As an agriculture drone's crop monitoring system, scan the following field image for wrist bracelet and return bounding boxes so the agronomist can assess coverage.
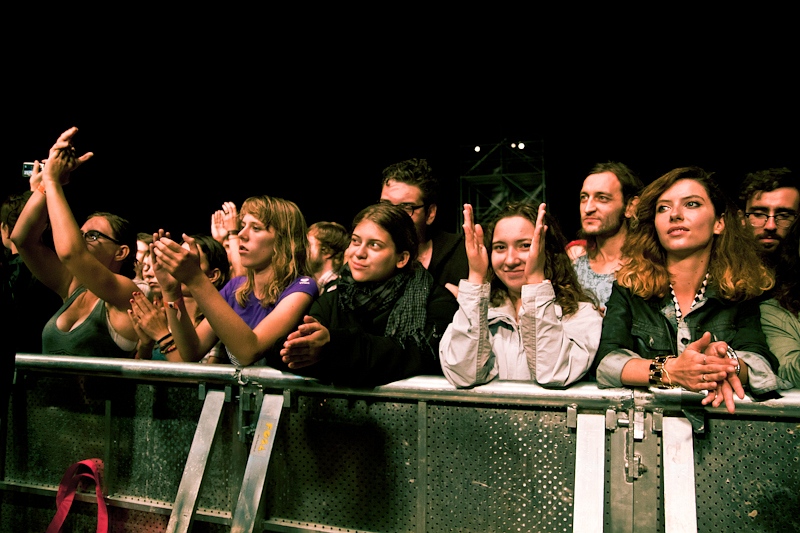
[37,183,46,195]
[649,355,678,389]
[166,298,183,310]
[227,230,239,237]
[726,346,741,375]
[156,332,172,344]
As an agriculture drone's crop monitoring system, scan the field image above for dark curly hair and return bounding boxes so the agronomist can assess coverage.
[380,158,439,207]
[738,167,798,207]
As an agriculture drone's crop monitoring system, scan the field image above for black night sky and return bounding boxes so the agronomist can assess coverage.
[7,39,799,245]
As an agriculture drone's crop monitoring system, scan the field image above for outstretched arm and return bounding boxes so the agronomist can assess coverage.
[40,127,138,313]
[11,161,72,298]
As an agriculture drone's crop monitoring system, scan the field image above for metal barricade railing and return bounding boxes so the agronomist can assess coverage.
[3,354,799,533]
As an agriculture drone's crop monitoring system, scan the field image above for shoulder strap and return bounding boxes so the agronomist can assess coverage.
[46,459,108,533]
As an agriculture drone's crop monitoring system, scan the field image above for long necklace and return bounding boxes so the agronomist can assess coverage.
[670,272,709,321]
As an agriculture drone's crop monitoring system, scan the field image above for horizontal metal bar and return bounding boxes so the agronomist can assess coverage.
[14,355,800,417]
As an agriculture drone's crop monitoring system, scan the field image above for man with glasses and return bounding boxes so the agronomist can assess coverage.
[380,158,468,297]
[738,167,800,266]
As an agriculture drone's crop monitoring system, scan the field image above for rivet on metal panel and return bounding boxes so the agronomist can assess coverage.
[283,389,293,409]
[632,454,648,479]
[566,404,578,428]
[633,407,645,440]
[651,408,663,433]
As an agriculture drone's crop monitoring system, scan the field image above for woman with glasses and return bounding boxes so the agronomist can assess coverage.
[11,127,139,357]
[151,196,318,365]
[278,202,459,387]
[592,167,791,413]
[760,219,800,386]
[439,202,603,389]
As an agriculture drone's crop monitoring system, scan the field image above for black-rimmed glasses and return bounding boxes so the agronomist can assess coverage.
[379,200,426,215]
[82,229,121,244]
[745,212,797,228]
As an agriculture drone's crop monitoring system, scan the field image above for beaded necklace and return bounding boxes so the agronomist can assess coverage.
[670,272,709,321]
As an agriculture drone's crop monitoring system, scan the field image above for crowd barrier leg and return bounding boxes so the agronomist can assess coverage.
[573,413,605,532]
[661,416,697,533]
[166,387,227,533]
[231,392,284,533]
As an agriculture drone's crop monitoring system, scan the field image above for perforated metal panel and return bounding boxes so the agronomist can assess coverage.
[263,394,419,531]
[427,404,576,532]
[694,417,800,532]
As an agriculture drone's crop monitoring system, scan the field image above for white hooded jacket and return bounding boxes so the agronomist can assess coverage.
[439,280,602,388]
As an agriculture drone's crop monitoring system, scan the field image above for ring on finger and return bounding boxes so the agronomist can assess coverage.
[701,374,707,382]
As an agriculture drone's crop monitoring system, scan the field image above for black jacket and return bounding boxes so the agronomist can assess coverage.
[286,277,458,388]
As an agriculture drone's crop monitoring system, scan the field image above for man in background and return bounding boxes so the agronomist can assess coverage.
[380,158,468,297]
[572,161,644,310]
[738,167,799,268]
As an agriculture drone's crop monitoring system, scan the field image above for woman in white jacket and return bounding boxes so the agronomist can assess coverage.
[439,202,603,388]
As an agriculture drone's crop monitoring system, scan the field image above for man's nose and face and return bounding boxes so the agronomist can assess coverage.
[744,187,800,254]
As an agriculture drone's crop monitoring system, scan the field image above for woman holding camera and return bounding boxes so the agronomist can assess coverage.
[11,127,139,357]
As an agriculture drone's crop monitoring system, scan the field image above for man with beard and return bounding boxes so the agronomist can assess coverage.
[307,221,350,294]
[738,168,799,269]
[573,161,644,310]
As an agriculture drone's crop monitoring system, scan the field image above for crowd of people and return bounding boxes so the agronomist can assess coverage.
[3,126,798,414]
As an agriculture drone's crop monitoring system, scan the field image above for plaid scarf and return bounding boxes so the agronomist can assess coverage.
[337,264,432,349]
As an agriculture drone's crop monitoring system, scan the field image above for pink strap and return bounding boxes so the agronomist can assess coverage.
[46,459,108,533]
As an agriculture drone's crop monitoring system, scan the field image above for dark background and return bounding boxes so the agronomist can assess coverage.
[6,26,798,245]
[7,102,797,245]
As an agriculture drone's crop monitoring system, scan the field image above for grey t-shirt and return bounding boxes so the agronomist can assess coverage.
[573,254,615,310]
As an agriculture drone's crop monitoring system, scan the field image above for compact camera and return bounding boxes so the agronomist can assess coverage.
[22,162,37,178]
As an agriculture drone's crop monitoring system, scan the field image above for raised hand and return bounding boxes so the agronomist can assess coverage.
[211,210,226,243]
[463,204,488,284]
[152,232,203,286]
[128,291,169,342]
[524,203,548,285]
[43,127,93,184]
[280,316,330,369]
[221,202,239,233]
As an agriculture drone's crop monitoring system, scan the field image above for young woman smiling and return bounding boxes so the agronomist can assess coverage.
[278,202,458,387]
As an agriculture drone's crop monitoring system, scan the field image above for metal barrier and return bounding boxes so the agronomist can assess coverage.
[2,354,799,532]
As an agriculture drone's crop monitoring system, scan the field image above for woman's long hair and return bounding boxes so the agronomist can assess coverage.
[616,167,773,301]
[483,202,596,316]
[235,196,308,308]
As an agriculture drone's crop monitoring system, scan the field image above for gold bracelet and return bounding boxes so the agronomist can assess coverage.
[649,355,678,389]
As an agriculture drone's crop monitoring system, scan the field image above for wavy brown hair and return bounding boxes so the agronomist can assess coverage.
[234,196,309,308]
[617,167,773,301]
[484,202,597,316]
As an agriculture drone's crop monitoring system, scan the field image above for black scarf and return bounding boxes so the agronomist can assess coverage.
[337,264,432,349]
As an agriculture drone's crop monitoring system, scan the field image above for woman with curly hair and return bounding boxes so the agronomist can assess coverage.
[760,218,800,385]
[593,166,791,413]
[152,195,317,365]
[439,202,603,388]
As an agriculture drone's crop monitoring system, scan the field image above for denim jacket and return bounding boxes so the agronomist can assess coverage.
[593,282,792,398]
